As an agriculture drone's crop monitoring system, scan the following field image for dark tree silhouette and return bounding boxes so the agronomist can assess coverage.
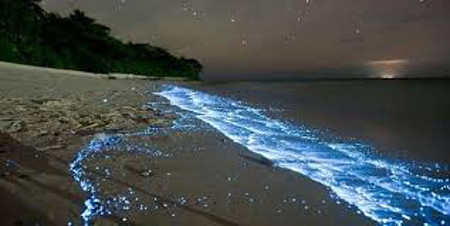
[0,0,203,80]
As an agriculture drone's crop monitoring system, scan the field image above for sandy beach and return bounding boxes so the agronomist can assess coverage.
[0,62,373,225]
[2,0,449,224]
[0,62,166,225]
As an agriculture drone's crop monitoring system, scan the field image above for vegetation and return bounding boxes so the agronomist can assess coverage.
[0,0,203,80]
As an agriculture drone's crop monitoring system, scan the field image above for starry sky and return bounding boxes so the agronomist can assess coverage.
[42,0,450,80]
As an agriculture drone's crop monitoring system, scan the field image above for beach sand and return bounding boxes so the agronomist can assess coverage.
[0,62,372,225]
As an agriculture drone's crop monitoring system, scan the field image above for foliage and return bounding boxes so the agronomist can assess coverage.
[0,0,202,80]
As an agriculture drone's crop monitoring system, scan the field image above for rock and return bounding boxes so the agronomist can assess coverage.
[8,121,25,133]
[140,169,154,178]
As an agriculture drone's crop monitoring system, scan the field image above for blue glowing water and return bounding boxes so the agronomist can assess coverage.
[69,134,164,225]
[155,85,450,225]
[69,98,207,225]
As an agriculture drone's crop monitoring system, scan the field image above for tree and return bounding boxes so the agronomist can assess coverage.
[0,0,203,80]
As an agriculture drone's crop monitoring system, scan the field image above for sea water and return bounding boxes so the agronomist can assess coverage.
[155,84,450,225]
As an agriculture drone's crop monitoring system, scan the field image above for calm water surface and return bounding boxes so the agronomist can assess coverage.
[193,79,450,163]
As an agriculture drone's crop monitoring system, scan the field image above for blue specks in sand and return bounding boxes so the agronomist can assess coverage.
[69,133,165,224]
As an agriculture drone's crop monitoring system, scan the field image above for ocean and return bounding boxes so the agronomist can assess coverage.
[192,79,450,163]
[156,80,450,225]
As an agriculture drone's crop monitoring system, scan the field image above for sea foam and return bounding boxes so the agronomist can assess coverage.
[155,85,450,225]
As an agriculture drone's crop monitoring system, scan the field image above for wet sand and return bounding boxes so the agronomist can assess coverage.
[0,62,373,225]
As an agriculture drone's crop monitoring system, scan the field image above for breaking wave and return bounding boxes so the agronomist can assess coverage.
[155,85,450,225]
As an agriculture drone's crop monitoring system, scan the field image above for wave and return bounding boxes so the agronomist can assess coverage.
[155,85,450,225]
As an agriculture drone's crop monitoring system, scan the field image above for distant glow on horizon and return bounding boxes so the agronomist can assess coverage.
[381,73,395,79]
[156,85,450,226]
[367,59,409,79]
[367,59,409,66]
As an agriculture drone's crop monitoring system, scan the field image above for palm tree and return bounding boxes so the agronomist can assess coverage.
[23,0,46,19]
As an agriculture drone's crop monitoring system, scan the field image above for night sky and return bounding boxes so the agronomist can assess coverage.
[43,0,450,80]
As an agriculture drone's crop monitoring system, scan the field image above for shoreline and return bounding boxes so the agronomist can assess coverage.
[0,61,192,81]
[0,64,373,225]
[0,62,171,224]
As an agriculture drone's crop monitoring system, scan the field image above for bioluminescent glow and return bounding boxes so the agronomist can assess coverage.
[155,85,450,225]
[69,97,208,225]
[69,133,165,225]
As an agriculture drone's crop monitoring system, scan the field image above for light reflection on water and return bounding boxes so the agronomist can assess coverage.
[155,85,450,225]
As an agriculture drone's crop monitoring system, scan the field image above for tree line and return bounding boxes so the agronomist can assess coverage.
[0,0,203,80]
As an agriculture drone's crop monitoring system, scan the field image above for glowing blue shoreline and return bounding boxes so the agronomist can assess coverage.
[69,133,166,225]
[155,85,450,225]
[68,97,204,225]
